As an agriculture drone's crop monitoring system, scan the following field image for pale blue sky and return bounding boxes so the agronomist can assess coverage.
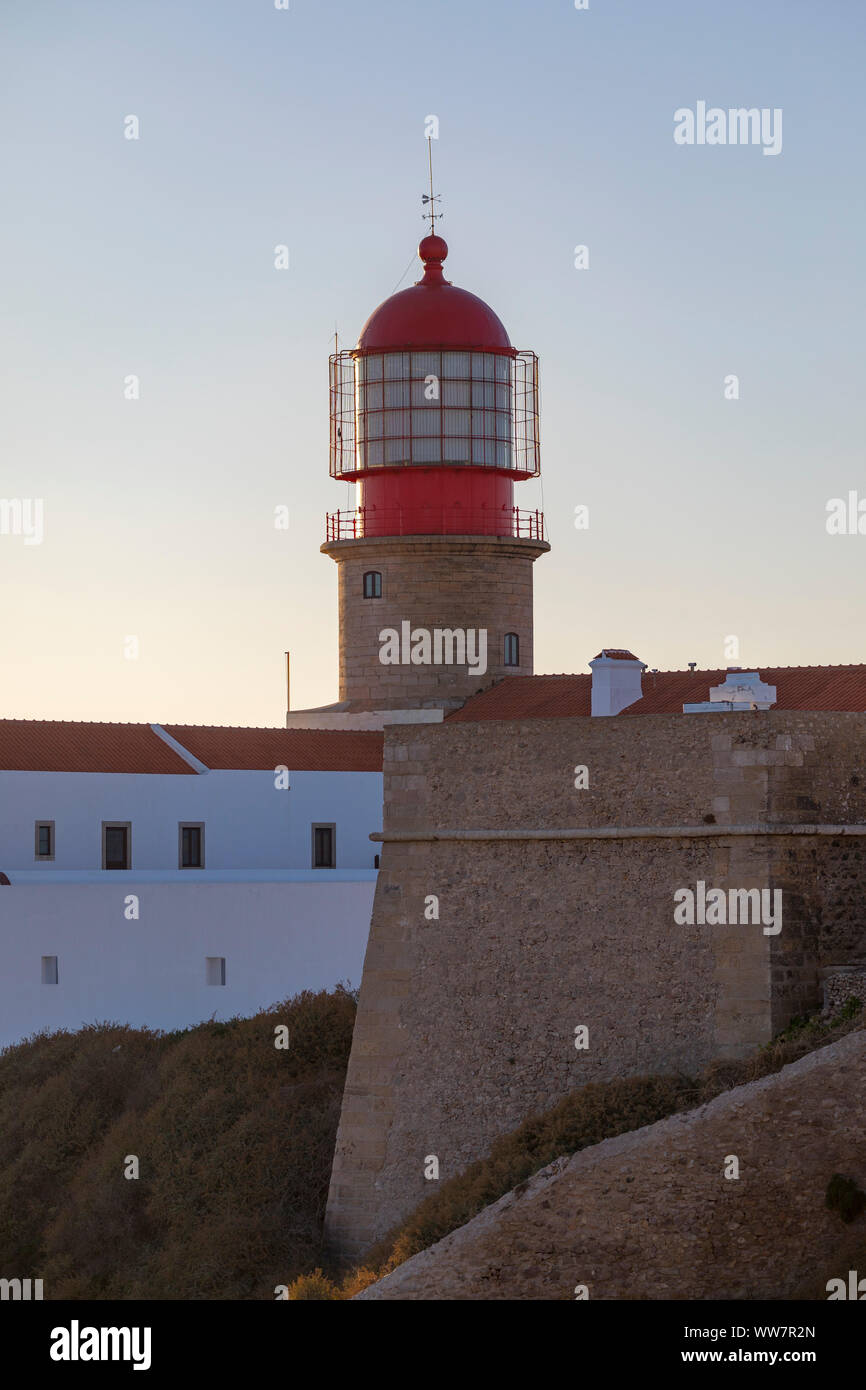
[1,0,863,723]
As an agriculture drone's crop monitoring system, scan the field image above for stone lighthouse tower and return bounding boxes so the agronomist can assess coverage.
[318,232,549,721]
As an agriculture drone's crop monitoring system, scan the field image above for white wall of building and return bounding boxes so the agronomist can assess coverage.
[0,769,383,872]
[0,879,376,1050]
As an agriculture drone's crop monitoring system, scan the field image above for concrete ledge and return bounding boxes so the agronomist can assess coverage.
[371,823,866,843]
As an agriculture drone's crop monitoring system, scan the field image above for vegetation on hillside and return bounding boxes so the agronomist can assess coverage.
[0,986,356,1300]
[2,986,860,1301]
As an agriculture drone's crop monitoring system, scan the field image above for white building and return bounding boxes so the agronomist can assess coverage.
[0,720,382,1048]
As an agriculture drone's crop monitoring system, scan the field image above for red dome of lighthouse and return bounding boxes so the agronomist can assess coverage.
[357,236,513,353]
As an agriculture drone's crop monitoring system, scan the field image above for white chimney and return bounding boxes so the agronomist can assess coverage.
[589,649,645,717]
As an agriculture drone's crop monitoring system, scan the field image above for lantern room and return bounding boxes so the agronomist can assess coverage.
[327,235,543,541]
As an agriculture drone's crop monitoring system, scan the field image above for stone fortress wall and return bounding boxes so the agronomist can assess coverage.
[325,710,866,1255]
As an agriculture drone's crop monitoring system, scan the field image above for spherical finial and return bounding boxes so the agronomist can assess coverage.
[418,235,448,285]
[419,234,448,264]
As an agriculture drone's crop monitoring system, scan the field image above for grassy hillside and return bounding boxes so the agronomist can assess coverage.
[0,986,356,1300]
[3,987,861,1301]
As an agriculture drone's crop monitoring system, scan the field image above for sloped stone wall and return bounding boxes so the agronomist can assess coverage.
[357,1029,866,1300]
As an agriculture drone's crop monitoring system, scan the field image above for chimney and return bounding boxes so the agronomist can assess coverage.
[589,649,645,717]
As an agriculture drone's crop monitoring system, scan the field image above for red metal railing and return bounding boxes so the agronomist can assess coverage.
[324,506,546,543]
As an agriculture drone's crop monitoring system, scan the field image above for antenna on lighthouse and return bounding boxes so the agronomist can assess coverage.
[421,137,442,233]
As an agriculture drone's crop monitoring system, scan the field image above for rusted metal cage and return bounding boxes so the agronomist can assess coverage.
[325,505,545,543]
[330,348,540,479]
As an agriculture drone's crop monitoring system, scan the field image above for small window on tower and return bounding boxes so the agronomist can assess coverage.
[363,571,382,599]
[504,633,520,667]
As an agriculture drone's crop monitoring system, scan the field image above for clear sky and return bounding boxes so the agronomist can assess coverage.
[1,0,863,725]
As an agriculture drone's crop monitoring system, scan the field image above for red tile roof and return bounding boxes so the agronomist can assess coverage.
[592,649,640,661]
[448,666,866,722]
[0,721,194,774]
[164,725,384,772]
[620,666,866,716]
[448,676,592,721]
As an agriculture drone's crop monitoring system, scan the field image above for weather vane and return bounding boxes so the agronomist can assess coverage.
[422,136,442,234]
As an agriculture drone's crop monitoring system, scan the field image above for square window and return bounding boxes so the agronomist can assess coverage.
[206,956,226,986]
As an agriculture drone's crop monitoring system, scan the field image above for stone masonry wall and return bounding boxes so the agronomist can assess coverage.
[357,1028,866,1299]
[320,535,547,709]
[325,710,866,1256]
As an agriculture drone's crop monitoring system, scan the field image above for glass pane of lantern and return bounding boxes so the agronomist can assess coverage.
[412,408,439,437]
[364,354,383,381]
[364,440,383,468]
[411,351,440,379]
[442,379,470,408]
[442,351,470,379]
[412,438,439,464]
[384,410,408,438]
[384,352,409,379]
[443,408,470,436]
[384,439,408,464]
[384,380,410,408]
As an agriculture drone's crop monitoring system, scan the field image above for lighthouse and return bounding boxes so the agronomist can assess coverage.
[294,230,549,727]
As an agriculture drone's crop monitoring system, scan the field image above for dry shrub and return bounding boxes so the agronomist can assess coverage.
[286,1268,343,1300]
[0,987,356,1300]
